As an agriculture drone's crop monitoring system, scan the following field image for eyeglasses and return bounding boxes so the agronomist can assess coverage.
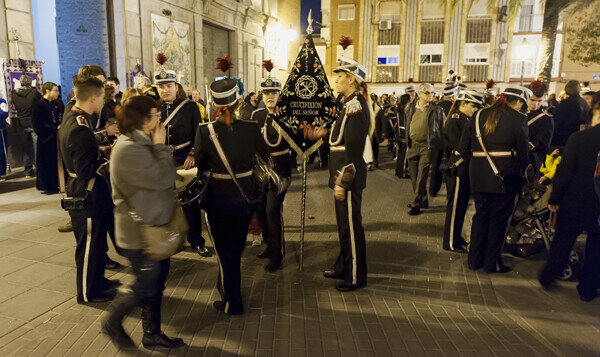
[422,91,433,95]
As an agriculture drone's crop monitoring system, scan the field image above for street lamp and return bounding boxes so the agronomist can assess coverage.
[515,37,529,86]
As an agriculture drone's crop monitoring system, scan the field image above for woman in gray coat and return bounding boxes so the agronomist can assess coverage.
[102,95,183,349]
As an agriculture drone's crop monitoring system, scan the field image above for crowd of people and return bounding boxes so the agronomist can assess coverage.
[1,50,600,350]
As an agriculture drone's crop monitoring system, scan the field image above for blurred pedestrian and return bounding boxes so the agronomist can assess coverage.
[104,95,183,348]
[551,80,589,149]
[12,75,41,177]
[539,92,600,301]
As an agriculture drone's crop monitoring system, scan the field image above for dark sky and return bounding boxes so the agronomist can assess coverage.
[300,0,322,35]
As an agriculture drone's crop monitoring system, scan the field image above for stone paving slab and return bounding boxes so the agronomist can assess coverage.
[0,153,599,356]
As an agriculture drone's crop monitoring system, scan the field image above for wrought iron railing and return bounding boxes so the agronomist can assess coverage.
[464,64,488,82]
[418,65,443,83]
[376,66,400,83]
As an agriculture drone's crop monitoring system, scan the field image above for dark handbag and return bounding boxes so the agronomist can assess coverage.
[178,172,211,208]
[61,195,89,211]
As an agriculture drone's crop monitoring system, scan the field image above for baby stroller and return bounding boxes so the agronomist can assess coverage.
[506,183,584,280]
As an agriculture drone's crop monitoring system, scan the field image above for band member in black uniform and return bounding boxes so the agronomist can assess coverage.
[195,58,270,314]
[526,80,554,174]
[442,90,483,252]
[439,70,458,116]
[458,85,532,273]
[252,60,291,271]
[309,57,373,292]
[155,55,210,257]
[59,78,118,303]
[394,94,411,178]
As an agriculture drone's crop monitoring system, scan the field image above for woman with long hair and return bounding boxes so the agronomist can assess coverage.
[442,90,483,252]
[307,57,373,291]
[458,85,532,273]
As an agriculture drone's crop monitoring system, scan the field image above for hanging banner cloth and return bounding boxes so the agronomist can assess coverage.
[273,34,336,157]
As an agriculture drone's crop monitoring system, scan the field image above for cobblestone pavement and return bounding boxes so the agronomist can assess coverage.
[0,151,599,356]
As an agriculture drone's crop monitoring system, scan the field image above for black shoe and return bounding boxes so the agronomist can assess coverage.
[265,260,282,272]
[213,300,225,311]
[407,202,428,209]
[323,270,344,279]
[484,266,512,274]
[408,207,421,216]
[104,279,122,291]
[142,333,184,349]
[191,245,212,257]
[335,281,366,292]
[468,264,483,271]
[105,258,122,270]
[102,318,135,349]
[577,285,598,302]
[257,249,270,259]
[78,291,116,304]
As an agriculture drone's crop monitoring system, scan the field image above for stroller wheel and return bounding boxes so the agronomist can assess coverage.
[569,250,582,266]
[558,265,573,281]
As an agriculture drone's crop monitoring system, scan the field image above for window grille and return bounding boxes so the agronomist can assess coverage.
[376,66,400,83]
[378,22,401,45]
[466,18,492,43]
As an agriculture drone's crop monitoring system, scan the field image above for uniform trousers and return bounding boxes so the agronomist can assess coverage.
[395,141,407,178]
[182,200,206,248]
[0,129,7,176]
[205,208,253,315]
[371,135,380,165]
[18,127,37,175]
[443,173,470,250]
[469,193,518,272]
[70,210,109,302]
[429,149,444,197]
[540,218,600,297]
[332,189,367,285]
[256,185,288,263]
[406,142,431,207]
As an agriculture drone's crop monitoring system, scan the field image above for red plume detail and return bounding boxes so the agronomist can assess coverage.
[448,69,454,75]
[262,59,274,73]
[408,78,413,83]
[583,81,590,87]
[216,56,233,73]
[530,79,544,92]
[452,75,457,82]
[156,53,167,66]
[457,76,461,81]
[485,79,496,90]
[339,36,353,51]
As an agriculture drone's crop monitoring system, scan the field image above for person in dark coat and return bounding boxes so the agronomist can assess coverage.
[458,85,532,273]
[31,82,61,194]
[156,68,209,257]
[0,98,8,178]
[395,94,411,178]
[252,65,291,272]
[404,83,445,215]
[11,75,41,177]
[308,57,372,292]
[195,73,270,315]
[442,90,483,252]
[539,92,600,301]
[526,80,554,174]
[58,77,118,303]
[551,80,589,149]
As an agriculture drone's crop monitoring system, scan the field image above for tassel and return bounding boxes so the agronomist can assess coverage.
[224,107,231,126]
[211,107,222,121]
[497,93,508,112]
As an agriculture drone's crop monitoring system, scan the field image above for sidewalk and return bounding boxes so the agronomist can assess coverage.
[0,154,598,356]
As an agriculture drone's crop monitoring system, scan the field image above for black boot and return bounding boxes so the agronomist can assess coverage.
[102,293,138,349]
[141,296,184,349]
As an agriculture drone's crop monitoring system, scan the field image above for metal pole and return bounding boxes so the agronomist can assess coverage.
[0,129,10,174]
[520,60,524,86]
[299,154,307,271]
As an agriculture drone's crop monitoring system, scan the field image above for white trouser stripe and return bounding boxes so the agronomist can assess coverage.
[280,205,285,258]
[498,195,520,269]
[82,218,92,302]
[449,176,460,250]
[203,212,229,313]
[347,192,357,285]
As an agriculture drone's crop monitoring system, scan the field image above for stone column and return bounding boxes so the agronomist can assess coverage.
[402,0,419,81]
[446,0,464,75]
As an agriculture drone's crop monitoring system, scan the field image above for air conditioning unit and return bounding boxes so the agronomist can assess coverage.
[379,20,392,30]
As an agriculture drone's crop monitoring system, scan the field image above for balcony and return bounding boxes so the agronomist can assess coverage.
[418,65,442,83]
[464,64,488,82]
[376,66,400,83]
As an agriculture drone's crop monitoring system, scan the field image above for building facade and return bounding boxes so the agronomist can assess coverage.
[318,0,599,94]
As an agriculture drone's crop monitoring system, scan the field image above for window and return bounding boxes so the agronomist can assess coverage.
[466,18,492,43]
[419,54,442,64]
[518,5,534,32]
[338,5,355,21]
[377,45,400,66]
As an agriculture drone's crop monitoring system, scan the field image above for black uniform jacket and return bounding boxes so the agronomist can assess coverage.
[527,108,554,167]
[194,118,270,212]
[458,106,530,194]
[443,111,470,178]
[551,94,589,148]
[328,94,370,191]
[548,125,600,232]
[31,97,58,144]
[377,105,398,138]
[59,107,112,216]
[405,102,445,150]
[251,108,292,178]
[159,98,202,166]
[439,100,453,117]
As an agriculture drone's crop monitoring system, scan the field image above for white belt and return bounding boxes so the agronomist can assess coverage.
[171,141,191,150]
[212,170,253,180]
[473,151,516,158]
[271,149,290,157]
[331,145,346,152]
